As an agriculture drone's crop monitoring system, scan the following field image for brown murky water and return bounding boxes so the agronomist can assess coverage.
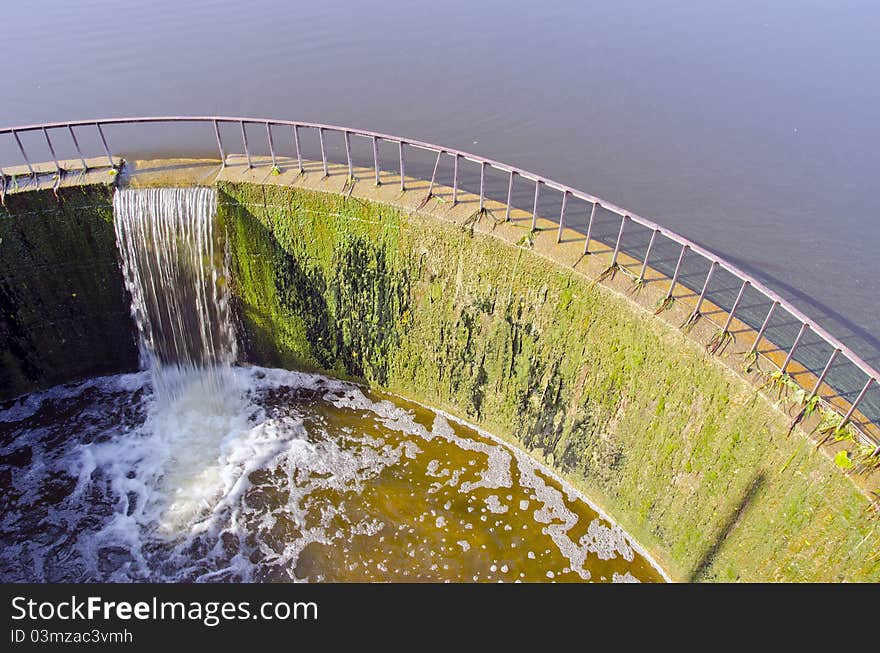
[0,367,663,583]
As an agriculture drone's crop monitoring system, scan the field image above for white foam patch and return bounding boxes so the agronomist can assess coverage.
[485,495,509,514]
[515,455,590,581]
[0,371,150,423]
[579,520,635,562]
[612,571,640,583]
[325,389,513,493]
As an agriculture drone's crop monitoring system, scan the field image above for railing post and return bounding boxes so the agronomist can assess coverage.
[42,127,61,174]
[398,141,406,191]
[318,128,328,177]
[584,201,598,254]
[426,149,442,198]
[691,260,717,314]
[213,120,226,167]
[266,122,278,170]
[839,377,874,430]
[372,136,380,184]
[505,170,514,222]
[531,180,541,230]
[239,121,252,169]
[556,190,568,243]
[344,130,353,179]
[12,130,35,176]
[67,125,88,171]
[809,348,840,399]
[294,125,304,173]
[721,280,750,333]
[96,123,113,168]
[664,244,689,299]
[452,154,459,205]
[610,214,628,267]
[638,229,660,281]
[749,301,779,355]
[781,323,809,373]
[479,161,485,211]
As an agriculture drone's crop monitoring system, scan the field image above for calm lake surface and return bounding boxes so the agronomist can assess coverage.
[1,0,878,363]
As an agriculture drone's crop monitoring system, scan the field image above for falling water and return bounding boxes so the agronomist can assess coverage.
[113,187,237,400]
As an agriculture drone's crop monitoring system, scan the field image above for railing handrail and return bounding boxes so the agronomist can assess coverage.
[1,116,877,443]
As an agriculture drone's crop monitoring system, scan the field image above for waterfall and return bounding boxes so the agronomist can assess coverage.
[113,187,237,400]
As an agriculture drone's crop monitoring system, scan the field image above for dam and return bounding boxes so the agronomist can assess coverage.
[0,117,878,582]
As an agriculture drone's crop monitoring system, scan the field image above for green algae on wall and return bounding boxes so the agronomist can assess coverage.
[0,186,138,400]
[218,181,879,582]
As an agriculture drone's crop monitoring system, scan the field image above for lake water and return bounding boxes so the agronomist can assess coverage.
[1,0,877,370]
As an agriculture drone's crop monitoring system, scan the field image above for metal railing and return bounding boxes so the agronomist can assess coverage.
[0,116,877,452]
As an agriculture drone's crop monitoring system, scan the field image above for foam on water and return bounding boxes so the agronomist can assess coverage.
[0,366,664,582]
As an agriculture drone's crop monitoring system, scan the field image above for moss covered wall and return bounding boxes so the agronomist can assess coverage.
[219,181,879,582]
[0,186,138,400]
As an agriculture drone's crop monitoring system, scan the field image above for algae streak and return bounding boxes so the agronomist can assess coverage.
[218,181,879,582]
[0,186,138,400]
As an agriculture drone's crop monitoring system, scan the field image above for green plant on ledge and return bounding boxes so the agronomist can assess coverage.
[630,274,646,294]
[787,389,821,437]
[706,328,734,355]
[515,228,536,249]
[850,443,880,476]
[681,309,701,332]
[596,261,620,283]
[835,450,854,470]
[814,408,856,449]
[742,350,759,373]
[654,294,675,315]
[758,369,799,401]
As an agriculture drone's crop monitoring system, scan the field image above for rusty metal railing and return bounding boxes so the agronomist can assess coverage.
[0,116,877,452]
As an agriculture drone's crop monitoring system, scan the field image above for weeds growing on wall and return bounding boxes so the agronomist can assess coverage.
[596,261,620,283]
[653,295,675,315]
[515,229,536,249]
[787,391,821,437]
[815,408,854,449]
[759,370,799,401]
[742,350,759,374]
[706,328,734,355]
[681,309,701,332]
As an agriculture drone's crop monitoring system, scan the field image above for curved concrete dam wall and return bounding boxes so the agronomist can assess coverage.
[217,180,878,582]
[1,177,877,581]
